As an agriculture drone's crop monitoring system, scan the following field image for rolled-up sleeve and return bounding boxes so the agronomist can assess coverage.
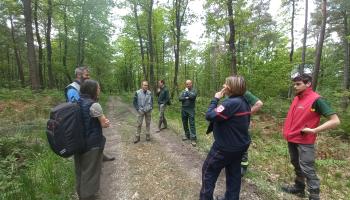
[90,103,103,117]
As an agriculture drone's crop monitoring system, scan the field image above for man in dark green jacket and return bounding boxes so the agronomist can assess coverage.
[179,80,197,146]
[156,80,170,132]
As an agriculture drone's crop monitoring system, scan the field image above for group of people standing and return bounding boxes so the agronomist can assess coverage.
[130,73,340,200]
[65,66,340,200]
[132,79,199,146]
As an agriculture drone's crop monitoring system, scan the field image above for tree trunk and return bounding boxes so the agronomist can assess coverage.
[34,0,44,87]
[300,0,308,74]
[77,0,87,66]
[312,0,327,90]
[147,0,155,91]
[227,0,237,75]
[6,44,11,88]
[10,15,25,87]
[63,0,72,83]
[46,0,54,88]
[133,2,147,81]
[290,0,295,63]
[341,11,349,111]
[22,0,41,90]
[172,0,188,97]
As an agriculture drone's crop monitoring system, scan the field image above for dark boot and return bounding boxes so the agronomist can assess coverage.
[281,178,305,197]
[308,189,320,200]
[133,136,140,144]
[102,154,115,162]
[146,134,151,141]
[216,196,225,200]
[241,165,248,177]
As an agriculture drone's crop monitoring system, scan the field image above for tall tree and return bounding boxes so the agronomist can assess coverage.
[341,0,350,111]
[21,0,41,90]
[132,1,147,80]
[227,0,237,74]
[147,0,155,91]
[9,15,25,87]
[172,0,189,96]
[34,0,44,86]
[76,0,87,66]
[290,0,295,63]
[312,0,327,90]
[300,0,308,74]
[62,0,71,83]
[46,0,54,88]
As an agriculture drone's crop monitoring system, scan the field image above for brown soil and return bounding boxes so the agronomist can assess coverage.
[99,97,269,200]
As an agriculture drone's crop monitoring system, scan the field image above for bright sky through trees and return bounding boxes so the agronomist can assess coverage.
[111,0,316,48]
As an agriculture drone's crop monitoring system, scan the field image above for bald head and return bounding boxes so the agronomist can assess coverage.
[185,80,193,90]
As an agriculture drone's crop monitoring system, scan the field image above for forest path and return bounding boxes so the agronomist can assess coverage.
[99,96,269,200]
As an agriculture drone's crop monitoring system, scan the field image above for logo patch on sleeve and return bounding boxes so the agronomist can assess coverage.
[216,105,225,113]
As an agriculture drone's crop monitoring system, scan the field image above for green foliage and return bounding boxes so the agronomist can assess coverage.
[0,134,74,200]
[0,89,75,200]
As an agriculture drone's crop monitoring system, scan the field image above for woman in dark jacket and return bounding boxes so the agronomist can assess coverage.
[75,80,110,200]
[200,76,251,200]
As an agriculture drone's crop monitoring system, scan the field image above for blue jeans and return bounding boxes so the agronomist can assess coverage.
[200,145,247,200]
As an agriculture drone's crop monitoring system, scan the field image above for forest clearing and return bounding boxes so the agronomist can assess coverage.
[1,0,350,199]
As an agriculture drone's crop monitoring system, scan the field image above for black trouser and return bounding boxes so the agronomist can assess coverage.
[200,145,248,200]
[181,108,196,140]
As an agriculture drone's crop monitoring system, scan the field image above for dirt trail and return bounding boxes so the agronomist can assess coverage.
[98,96,268,200]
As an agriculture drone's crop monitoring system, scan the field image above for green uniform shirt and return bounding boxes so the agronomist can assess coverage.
[157,86,170,105]
[179,88,197,109]
[312,98,336,117]
[244,91,259,106]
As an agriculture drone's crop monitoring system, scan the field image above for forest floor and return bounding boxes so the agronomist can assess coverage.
[98,96,299,200]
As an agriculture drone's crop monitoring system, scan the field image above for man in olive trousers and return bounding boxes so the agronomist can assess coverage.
[133,81,153,143]
[156,80,170,132]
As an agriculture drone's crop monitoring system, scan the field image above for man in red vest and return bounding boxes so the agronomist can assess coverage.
[282,74,340,200]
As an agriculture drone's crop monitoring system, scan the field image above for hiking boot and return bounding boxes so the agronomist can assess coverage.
[182,135,190,141]
[281,184,305,197]
[133,136,140,144]
[79,194,99,200]
[102,154,115,162]
[146,134,151,141]
[241,165,248,177]
[155,129,161,133]
[308,189,320,200]
[191,140,197,147]
[215,196,225,200]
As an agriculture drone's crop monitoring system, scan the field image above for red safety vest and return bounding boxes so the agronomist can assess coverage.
[283,88,321,144]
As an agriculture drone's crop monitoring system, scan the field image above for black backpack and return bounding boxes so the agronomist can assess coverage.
[46,102,85,158]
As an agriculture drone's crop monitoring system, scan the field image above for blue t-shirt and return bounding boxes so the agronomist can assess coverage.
[67,88,80,102]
